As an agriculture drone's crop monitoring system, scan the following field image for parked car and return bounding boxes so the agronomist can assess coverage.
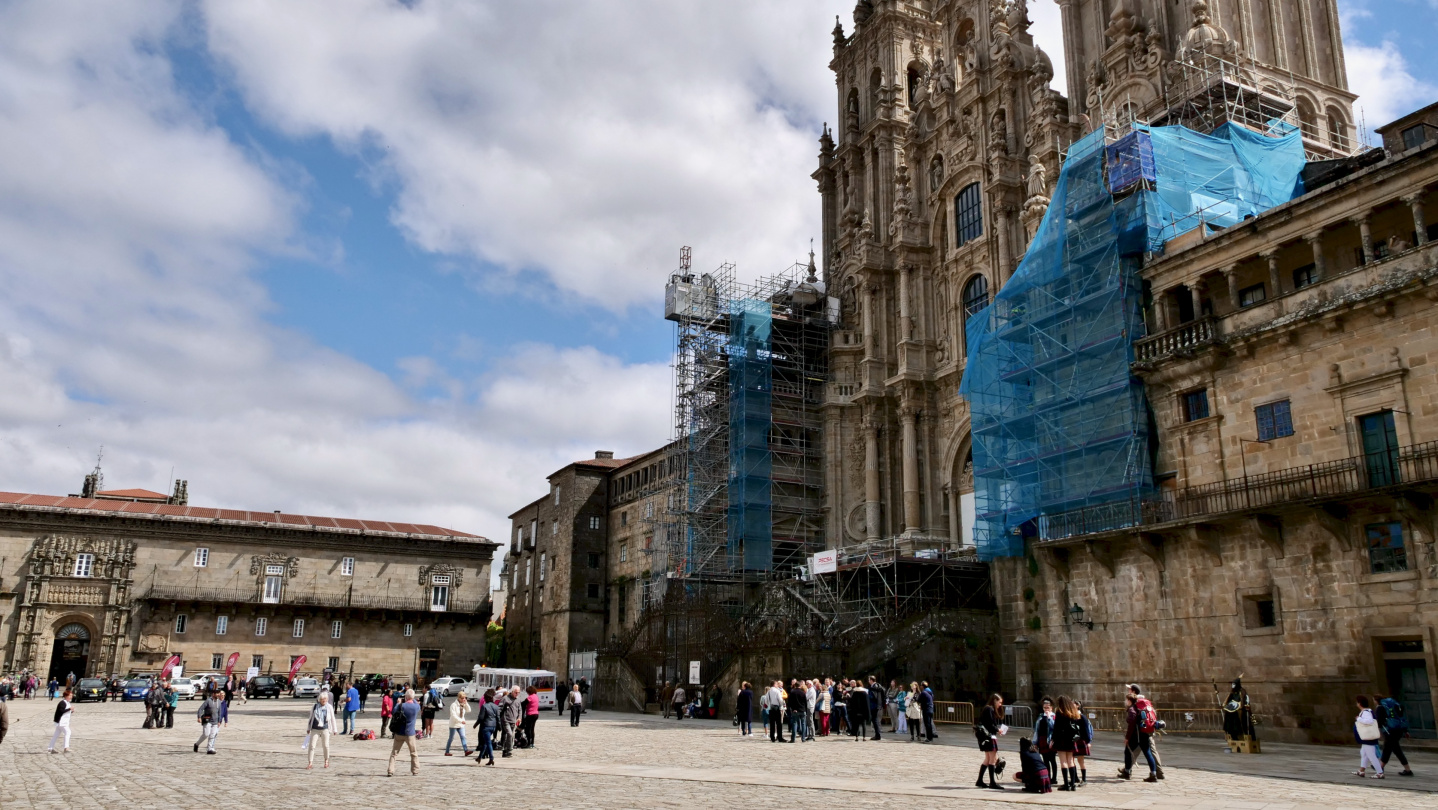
[429,676,467,697]
[246,676,281,699]
[169,677,197,700]
[291,677,322,699]
[74,678,108,703]
[121,679,152,701]
[190,673,221,693]
[271,675,291,693]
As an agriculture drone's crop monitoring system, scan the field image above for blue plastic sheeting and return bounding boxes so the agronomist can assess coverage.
[727,299,773,571]
[959,123,1305,561]
[1106,130,1157,195]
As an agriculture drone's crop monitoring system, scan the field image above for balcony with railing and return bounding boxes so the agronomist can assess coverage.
[1133,315,1217,363]
[139,584,489,615]
[1036,440,1438,544]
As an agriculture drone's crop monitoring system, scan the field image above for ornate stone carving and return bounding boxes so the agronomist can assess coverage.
[136,633,168,653]
[1177,0,1237,63]
[249,553,299,578]
[29,534,136,579]
[418,563,465,588]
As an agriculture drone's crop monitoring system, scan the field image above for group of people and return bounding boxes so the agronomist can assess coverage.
[0,673,47,700]
[371,683,547,775]
[1354,694,1416,778]
[728,677,941,744]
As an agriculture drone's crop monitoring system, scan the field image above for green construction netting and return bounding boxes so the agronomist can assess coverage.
[727,298,773,571]
[960,123,1306,560]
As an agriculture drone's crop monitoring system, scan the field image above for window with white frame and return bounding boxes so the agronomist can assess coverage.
[340,557,354,576]
[174,614,187,634]
[553,484,561,505]
[72,553,94,578]
[619,542,628,563]
[255,617,268,636]
[403,623,413,637]
[590,516,601,530]
[539,553,546,581]
[263,564,283,604]
[645,501,654,519]
[331,620,343,639]
[551,520,558,537]
[216,615,229,635]
[327,656,339,670]
[211,653,223,669]
[431,583,449,612]
[251,655,263,670]
[525,558,532,586]
[194,547,209,568]
[529,519,537,546]
[293,618,305,638]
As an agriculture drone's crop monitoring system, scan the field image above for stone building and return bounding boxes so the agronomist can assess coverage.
[604,446,680,639]
[0,481,497,682]
[1003,106,1438,742]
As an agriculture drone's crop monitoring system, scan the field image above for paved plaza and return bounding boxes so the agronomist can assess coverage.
[1,697,1435,809]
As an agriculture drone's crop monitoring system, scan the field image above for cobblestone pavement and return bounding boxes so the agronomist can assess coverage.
[1,697,1435,809]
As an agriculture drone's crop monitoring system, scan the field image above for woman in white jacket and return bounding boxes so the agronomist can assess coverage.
[1354,695,1385,778]
[306,692,339,769]
[445,693,471,757]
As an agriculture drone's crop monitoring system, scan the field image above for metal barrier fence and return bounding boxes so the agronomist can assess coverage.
[1083,705,1225,734]
[1005,704,1034,729]
[932,701,975,725]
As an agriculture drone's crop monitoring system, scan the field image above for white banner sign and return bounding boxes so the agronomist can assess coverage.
[812,550,837,574]
[246,666,260,679]
[688,660,701,685]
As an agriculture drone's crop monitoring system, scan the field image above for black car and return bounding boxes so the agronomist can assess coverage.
[246,676,281,699]
[271,675,291,693]
[74,678,108,703]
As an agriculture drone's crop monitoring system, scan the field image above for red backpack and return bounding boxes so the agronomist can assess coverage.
[1135,698,1158,734]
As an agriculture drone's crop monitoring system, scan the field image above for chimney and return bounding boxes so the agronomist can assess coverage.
[595,451,614,459]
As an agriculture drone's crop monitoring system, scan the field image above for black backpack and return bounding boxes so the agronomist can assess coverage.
[388,707,408,736]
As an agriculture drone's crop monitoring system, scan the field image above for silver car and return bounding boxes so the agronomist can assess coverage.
[291,677,322,699]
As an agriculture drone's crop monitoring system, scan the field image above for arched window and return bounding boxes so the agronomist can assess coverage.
[955,182,983,246]
[1326,108,1348,150]
[1296,99,1318,140]
[962,274,989,321]
[908,65,922,107]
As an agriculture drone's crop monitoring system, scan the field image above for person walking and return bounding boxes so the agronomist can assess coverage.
[444,693,471,756]
[1125,684,1164,778]
[47,689,74,753]
[474,689,501,766]
[193,689,222,755]
[1053,695,1082,791]
[867,676,885,740]
[386,690,421,777]
[736,682,753,736]
[520,685,540,748]
[1117,692,1159,782]
[568,683,583,727]
[306,692,339,769]
[46,678,58,701]
[342,681,360,735]
[379,690,394,738]
[220,677,234,727]
[905,681,923,740]
[1375,694,1415,777]
[661,681,674,719]
[421,685,443,738]
[671,684,687,721]
[1355,695,1385,778]
[500,686,523,757]
[164,683,178,728]
[973,693,1006,790]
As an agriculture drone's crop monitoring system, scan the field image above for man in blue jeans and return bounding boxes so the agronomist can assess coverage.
[342,682,361,734]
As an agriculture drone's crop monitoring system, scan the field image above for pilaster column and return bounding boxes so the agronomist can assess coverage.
[863,414,881,542]
[1303,231,1327,279]
[1189,283,1203,320]
[862,283,876,360]
[898,263,913,343]
[1057,0,1084,113]
[899,401,921,535]
[1404,194,1429,246]
[1260,249,1281,297]
[1152,289,1169,333]
[995,204,1014,280]
[1352,213,1375,264]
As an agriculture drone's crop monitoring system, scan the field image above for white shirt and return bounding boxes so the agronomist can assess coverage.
[56,699,73,727]
[766,687,784,708]
[569,691,582,705]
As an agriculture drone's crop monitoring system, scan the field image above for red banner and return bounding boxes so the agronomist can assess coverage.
[159,654,182,680]
[224,652,240,677]
[288,655,307,681]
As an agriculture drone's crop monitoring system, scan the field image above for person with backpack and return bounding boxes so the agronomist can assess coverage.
[1117,691,1158,782]
[305,692,339,769]
[1354,695,1385,778]
[47,689,74,754]
[193,688,223,755]
[474,688,501,766]
[1074,700,1093,784]
[1375,694,1415,777]
[973,693,1006,790]
[386,690,421,777]
[420,685,443,738]
[919,681,937,741]
[379,691,394,739]
[1033,697,1057,786]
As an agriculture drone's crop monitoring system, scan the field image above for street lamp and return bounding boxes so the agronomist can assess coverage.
[1068,603,1094,631]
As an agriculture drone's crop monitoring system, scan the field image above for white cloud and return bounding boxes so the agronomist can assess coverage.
[1345,38,1437,137]
[0,0,672,565]
[201,0,838,310]
[1026,1,1068,93]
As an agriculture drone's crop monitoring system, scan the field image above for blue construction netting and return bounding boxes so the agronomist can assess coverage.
[727,299,773,571]
[960,123,1306,560]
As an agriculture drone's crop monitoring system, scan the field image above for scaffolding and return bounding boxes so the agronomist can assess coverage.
[961,118,1309,560]
[665,251,835,583]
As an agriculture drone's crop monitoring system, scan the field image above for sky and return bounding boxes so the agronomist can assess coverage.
[0,0,1434,578]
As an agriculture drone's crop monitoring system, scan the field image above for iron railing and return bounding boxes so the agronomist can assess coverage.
[1038,440,1438,542]
[140,584,488,614]
[1083,705,1226,734]
[1134,316,1217,363]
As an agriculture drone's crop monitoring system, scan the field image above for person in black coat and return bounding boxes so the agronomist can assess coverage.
[846,682,869,739]
[736,682,753,736]
[785,681,808,742]
[866,676,885,740]
[1015,737,1052,793]
[1052,695,1081,790]
[973,693,1005,790]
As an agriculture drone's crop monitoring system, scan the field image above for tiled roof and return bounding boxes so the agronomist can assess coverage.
[0,491,490,544]
[95,488,168,500]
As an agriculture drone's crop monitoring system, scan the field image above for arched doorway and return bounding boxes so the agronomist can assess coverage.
[47,622,91,683]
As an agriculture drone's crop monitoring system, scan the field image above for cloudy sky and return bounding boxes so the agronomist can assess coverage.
[0,0,1434,572]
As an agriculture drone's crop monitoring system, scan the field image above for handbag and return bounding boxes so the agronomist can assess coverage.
[906,701,922,720]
